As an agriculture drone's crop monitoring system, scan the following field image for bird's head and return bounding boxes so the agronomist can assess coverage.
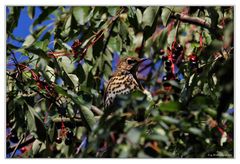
[116,56,147,73]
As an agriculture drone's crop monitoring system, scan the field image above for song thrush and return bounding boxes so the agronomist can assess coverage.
[104,56,146,109]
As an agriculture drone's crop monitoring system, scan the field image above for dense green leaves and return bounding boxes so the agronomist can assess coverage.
[6,6,233,158]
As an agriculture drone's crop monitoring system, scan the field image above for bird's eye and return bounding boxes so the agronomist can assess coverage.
[127,59,136,65]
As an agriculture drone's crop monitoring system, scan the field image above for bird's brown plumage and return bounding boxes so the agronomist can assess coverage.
[104,56,146,108]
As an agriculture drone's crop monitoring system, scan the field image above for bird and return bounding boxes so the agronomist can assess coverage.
[104,56,147,109]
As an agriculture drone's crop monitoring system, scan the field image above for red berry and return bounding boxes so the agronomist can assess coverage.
[65,138,72,145]
[163,83,171,89]
[176,44,183,52]
[162,75,168,82]
[9,134,19,143]
[162,55,168,61]
[165,66,172,71]
[165,60,172,67]
[172,53,178,59]
[159,49,165,55]
[190,61,198,69]
[20,147,27,153]
[162,75,172,90]
[189,54,198,62]
[55,137,62,144]
[66,130,74,139]
[166,72,174,80]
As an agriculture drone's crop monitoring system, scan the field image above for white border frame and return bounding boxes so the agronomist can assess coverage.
[1,0,239,164]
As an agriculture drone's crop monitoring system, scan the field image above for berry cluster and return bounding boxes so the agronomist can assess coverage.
[55,129,74,146]
[160,42,184,101]
[161,42,183,90]
[171,42,184,64]
[71,39,83,58]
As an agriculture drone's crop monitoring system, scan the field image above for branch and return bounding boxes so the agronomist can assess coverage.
[91,105,103,116]
[6,72,62,111]
[170,13,211,29]
[52,116,101,123]
[7,135,35,156]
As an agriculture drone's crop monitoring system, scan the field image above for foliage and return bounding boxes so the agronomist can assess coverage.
[6,6,233,158]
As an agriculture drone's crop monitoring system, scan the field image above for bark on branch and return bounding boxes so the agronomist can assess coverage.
[171,13,212,29]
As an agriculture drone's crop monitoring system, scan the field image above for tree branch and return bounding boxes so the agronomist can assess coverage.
[7,135,35,156]
[52,116,100,124]
[91,105,103,116]
[170,13,211,29]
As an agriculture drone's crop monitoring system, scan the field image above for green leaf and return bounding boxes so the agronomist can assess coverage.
[63,15,72,36]
[68,74,79,88]
[204,108,217,117]
[22,35,35,47]
[136,9,142,25]
[167,29,176,45]
[57,56,75,74]
[32,139,46,156]
[107,7,119,16]
[27,7,35,19]
[23,46,49,59]
[148,134,169,144]
[70,95,96,131]
[119,21,129,43]
[34,39,49,51]
[26,104,46,142]
[22,71,32,80]
[74,64,86,84]
[159,101,181,112]
[188,95,212,111]
[73,7,91,25]
[62,71,75,87]
[133,32,143,49]
[206,7,219,28]
[33,7,57,26]
[127,128,141,144]
[188,127,202,136]
[161,7,173,26]
[54,85,69,97]
[108,35,122,52]
[80,105,96,131]
[142,7,159,28]
[45,66,55,82]
[158,28,168,48]
[159,116,180,124]
[6,7,23,34]
[128,7,139,28]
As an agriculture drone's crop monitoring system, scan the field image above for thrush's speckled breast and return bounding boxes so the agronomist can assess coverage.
[104,56,146,108]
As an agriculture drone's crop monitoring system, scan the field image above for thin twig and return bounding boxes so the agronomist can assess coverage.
[7,136,35,155]
[6,73,62,110]
[52,116,100,123]
[10,134,25,157]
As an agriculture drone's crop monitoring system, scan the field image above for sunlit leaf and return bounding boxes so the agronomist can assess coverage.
[142,7,159,28]
[73,7,91,25]
[161,7,173,26]
[159,101,181,112]
[27,7,35,19]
